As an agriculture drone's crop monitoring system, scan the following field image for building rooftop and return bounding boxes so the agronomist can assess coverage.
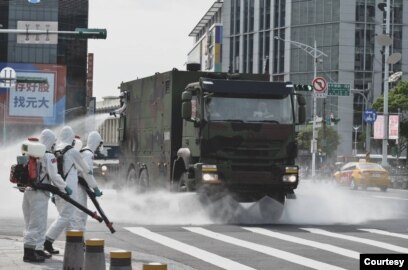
[189,0,223,37]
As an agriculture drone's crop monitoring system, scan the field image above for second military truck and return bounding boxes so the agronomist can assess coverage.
[115,69,305,216]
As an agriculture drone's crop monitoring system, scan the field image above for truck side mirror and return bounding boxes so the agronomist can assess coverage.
[181,91,192,120]
[297,95,306,124]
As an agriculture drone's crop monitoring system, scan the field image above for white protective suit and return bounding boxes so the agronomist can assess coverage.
[45,126,92,242]
[72,131,101,231]
[22,129,67,251]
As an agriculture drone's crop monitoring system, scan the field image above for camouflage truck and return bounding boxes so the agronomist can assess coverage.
[116,69,306,214]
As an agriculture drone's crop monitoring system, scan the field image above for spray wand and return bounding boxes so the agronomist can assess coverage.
[78,177,116,233]
[33,183,103,222]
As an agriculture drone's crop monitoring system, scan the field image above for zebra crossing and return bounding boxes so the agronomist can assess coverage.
[124,225,408,270]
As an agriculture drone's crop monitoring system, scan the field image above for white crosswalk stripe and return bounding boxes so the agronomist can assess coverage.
[124,227,257,270]
[184,227,348,270]
[302,228,408,253]
[359,228,408,240]
[242,227,360,259]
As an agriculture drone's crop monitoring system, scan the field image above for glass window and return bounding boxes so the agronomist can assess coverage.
[205,96,294,124]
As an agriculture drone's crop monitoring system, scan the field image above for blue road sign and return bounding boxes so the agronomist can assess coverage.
[363,109,377,124]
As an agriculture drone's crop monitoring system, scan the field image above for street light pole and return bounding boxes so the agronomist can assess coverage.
[274,36,327,178]
[381,0,391,167]
[353,126,360,156]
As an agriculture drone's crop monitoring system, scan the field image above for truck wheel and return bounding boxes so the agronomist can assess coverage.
[127,167,148,193]
[138,169,149,193]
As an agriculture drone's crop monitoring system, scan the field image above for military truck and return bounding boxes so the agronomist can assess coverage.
[116,69,305,212]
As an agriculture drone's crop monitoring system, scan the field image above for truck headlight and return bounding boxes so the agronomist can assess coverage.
[283,174,297,183]
[202,173,219,182]
[101,165,108,176]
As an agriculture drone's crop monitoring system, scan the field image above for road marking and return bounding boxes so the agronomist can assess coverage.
[359,228,408,240]
[124,227,256,270]
[243,227,359,259]
[185,227,347,270]
[302,228,408,253]
[373,195,408,201]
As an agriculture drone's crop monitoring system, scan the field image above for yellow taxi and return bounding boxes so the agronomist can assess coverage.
[334,160,390,191]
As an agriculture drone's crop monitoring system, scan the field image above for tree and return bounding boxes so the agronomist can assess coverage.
[372,80,408,157]
[297,125,340,158]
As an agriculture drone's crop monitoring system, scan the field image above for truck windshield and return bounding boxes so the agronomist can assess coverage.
[205,96,293,124]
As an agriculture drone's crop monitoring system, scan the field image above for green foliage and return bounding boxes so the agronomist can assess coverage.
[372,80,408,156]
[372,81,408,112]
[297,125,340,157]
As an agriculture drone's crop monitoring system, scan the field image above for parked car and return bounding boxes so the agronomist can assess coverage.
[333,160,390,191]
[93,145,120,182]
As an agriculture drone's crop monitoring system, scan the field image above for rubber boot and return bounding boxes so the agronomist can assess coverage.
[44,239,59,255]
[23,248,45,263]
[35,250,52,259]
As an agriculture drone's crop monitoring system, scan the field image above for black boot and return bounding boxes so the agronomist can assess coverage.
[35,250,52,259]
[23,248,45,263]
[44,239,59,255]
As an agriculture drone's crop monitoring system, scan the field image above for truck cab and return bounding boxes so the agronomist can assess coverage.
[176,77,305,204]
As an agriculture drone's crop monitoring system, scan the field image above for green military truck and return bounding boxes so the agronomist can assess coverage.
[116,69,305,214]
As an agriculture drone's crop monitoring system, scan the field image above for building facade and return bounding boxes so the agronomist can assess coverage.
[188,1,223,72]
[0,0,89,144]
[193,0,408,157]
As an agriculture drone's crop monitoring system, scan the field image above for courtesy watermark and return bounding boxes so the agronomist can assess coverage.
[360,254,408,269]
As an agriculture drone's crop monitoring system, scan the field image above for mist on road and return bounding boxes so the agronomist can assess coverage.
[1,120,406,226]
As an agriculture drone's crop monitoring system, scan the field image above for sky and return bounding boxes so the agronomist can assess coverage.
[88,0,215,101]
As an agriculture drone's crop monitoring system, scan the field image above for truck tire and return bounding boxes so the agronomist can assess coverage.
[138,169,149,193]
[127,167,148,193]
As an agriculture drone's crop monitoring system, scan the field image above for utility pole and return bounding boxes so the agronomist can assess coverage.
[274,37,327,178]
[379,0,391,167]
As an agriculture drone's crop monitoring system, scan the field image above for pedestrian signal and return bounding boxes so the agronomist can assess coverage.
[294,84,313,91]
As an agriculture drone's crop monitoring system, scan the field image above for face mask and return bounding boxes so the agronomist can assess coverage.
[51,143,56,152]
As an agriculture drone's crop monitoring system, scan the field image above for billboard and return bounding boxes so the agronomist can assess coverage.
[0,63,66,126]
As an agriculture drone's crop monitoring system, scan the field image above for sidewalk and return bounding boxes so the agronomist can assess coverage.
[0,235,195,270]
[0,235,64,270]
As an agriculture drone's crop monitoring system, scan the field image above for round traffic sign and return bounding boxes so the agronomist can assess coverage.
[312,77,327,92]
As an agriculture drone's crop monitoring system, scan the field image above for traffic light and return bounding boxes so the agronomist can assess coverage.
[294,84,313,91]
[75,28,107,39]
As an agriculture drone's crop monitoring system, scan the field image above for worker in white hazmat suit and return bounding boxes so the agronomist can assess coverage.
[73,131,103,231]
[22,129,71,262]
[44,126,93,255]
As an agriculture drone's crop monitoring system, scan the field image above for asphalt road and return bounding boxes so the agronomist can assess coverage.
[1,180,407,270]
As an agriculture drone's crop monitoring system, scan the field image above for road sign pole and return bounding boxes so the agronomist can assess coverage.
[311,40,317,178]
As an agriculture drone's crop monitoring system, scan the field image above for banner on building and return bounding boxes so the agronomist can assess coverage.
[0,63,66,126]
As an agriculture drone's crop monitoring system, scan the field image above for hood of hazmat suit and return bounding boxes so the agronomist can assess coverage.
[40,129,57,152]
[86,131,102,152]
[59,126,75,147]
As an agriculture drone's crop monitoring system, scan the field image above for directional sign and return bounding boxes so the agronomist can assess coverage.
[328,83,350,96]
[363,109,377,124]
[312,77,327,98]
